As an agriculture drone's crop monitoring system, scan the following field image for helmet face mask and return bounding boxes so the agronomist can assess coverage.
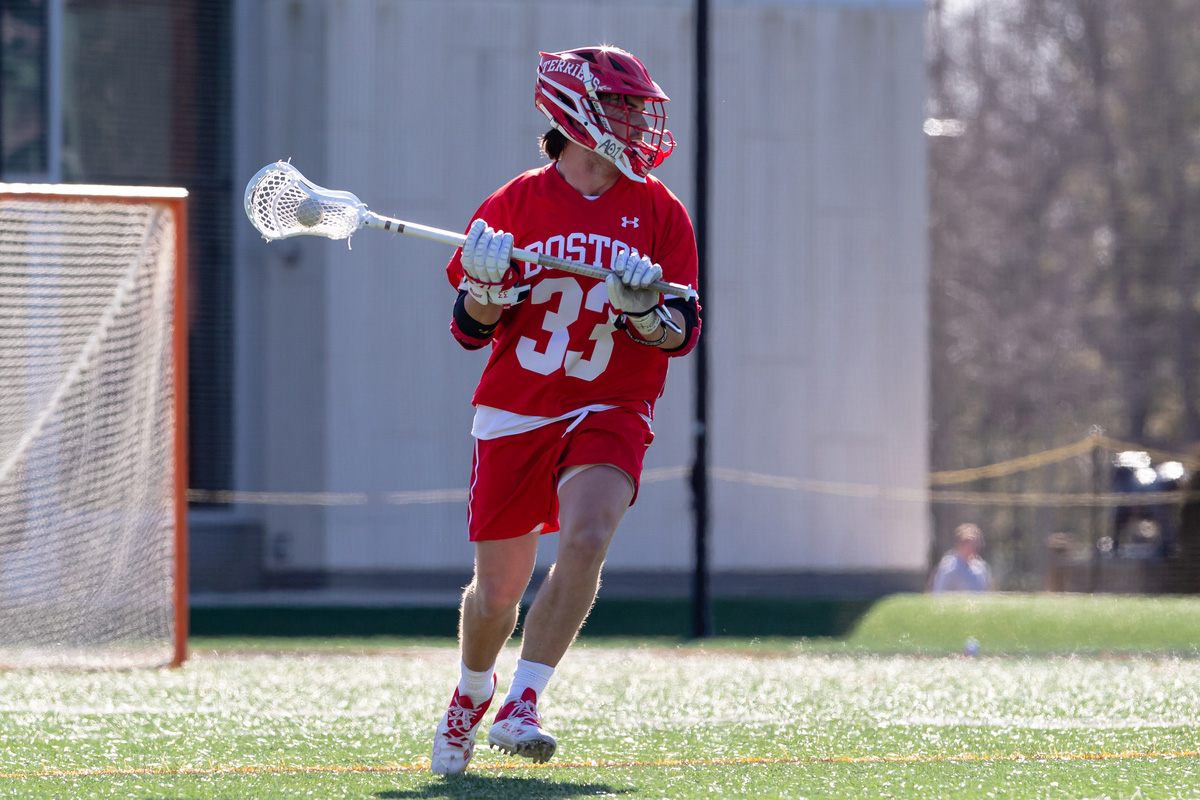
[535,47,675,182]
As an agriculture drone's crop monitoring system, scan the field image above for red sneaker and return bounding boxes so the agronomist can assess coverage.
[488,687,557,763]
[431,676,495,775]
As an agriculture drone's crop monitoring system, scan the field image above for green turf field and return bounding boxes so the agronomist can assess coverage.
[3,594,1200,799]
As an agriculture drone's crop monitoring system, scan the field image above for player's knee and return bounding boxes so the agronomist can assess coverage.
[558,523,616,570]
[468,574,526,618]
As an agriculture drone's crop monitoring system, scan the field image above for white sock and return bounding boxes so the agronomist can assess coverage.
[504,658,555,704]
[458,661,495,705]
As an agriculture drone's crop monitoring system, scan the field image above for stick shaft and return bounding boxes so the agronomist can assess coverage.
[363,212,696,299]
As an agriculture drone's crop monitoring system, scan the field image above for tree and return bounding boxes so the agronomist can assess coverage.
[927,0,1200,586]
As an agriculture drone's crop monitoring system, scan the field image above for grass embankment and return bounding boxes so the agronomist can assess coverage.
[845,592,1200,656]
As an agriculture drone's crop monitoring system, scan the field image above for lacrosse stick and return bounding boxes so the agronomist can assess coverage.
[244,161,697,299]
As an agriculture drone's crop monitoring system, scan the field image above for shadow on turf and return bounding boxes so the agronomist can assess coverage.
[377,774,632,799]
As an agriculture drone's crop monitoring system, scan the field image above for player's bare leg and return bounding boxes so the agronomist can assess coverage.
[489,465,633,762]
[460,533,541,671]
[433,533,538,774]
[521,465,632,666]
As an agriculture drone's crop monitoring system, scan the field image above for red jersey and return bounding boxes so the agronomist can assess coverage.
[446,164,699,419]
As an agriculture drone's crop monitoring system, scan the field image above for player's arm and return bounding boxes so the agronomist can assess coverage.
[606,250,699,354]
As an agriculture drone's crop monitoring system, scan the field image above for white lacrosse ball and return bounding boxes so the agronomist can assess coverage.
[295,197,323,228]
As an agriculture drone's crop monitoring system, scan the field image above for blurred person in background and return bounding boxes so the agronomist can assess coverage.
[929,523,995,593]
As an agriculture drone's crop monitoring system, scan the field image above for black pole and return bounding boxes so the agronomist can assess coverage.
[0,8,6,179]
[690,0,713,639]
[1089,427,1103,592]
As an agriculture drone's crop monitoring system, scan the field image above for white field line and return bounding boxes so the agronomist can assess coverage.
[3,749,1200,780]
[0,703,388,719]
[1,703,1193,732]
[895,714,1190,730]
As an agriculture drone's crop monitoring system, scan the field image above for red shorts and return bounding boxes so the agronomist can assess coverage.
[467,408,654,541]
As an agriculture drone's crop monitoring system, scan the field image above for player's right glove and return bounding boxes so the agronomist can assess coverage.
[607,250,678,340]
[460,219,527,306]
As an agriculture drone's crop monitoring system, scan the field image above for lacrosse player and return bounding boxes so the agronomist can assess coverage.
[431,46,702,774]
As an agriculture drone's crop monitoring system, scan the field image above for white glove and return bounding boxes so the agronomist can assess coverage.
[460,219,524,306]
[607,250,663,336]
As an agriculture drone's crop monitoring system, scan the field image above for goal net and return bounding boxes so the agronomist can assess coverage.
[0,184,188,668]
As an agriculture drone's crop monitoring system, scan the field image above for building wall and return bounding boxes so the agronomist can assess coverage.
[229,0,929,584]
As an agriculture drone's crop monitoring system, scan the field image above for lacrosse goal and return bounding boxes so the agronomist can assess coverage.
[0,183,188,668]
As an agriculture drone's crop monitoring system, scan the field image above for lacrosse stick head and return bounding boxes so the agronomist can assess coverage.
[244,161,367,241]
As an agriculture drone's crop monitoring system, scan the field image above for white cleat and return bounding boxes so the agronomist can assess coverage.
[431,677,495,775]
[487,687,557,763]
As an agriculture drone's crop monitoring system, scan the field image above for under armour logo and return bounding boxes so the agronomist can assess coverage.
[621,216,640,228]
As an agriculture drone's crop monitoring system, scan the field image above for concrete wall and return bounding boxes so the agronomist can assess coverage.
[225,0,929,586]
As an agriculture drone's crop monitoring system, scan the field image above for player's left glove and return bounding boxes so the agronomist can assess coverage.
[460,219,527,306]
[607,250,677,339]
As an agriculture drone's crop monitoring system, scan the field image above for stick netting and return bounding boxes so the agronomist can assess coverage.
[244,162,364,241]
[0,194,179,668]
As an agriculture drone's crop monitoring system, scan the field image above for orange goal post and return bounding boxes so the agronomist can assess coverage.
[0,183,188,668]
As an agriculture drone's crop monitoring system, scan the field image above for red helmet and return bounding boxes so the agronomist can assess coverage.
[535,47,675,182]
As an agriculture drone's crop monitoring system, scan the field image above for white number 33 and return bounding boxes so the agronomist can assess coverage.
[515,277,616,381]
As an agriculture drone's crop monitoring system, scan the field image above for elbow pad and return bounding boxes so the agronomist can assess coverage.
[450,291,496,350]
[660,296,700,356]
